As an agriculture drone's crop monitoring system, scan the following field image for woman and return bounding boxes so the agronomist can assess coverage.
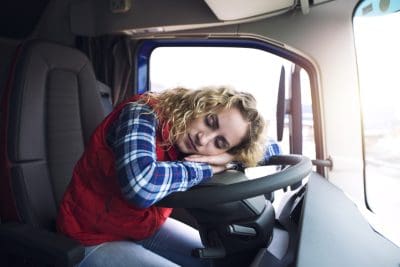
[57,86,267,267]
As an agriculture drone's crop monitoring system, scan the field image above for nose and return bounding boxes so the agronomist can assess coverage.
[197,131,216,146]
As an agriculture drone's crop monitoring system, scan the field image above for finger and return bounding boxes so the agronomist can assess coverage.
[184,154,202,159]
[211,164,227,174]
[185,155,209,162]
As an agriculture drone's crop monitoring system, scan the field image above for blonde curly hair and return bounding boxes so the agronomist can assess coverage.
[141,86,267,167]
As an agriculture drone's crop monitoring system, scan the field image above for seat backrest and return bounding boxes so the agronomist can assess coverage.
[97,80,113,116]
[0,40,106,231]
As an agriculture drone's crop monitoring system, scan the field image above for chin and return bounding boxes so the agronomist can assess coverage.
[176,141,188,154]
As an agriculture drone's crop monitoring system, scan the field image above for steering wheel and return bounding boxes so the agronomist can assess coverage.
[158,154,312,208]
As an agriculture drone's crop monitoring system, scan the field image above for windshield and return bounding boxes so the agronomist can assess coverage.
[353,0,400,245]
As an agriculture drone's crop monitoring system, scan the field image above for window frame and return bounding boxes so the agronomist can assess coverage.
[133,35,325,175]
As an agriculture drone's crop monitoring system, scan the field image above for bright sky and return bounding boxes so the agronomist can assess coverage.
[149,47,292,121]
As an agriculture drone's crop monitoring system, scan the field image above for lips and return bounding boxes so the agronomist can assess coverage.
[187,134,198,152]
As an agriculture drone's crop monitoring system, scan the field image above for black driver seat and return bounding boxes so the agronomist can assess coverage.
[0,40,107,266]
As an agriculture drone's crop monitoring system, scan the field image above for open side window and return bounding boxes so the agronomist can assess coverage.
[132,37,328,176]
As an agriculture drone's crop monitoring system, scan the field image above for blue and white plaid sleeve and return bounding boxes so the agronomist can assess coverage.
[264,139,282,160]
[260,139,282,165]
[108,102,212,208]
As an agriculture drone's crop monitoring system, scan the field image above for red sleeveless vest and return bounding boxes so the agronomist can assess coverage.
[57,95,177,245]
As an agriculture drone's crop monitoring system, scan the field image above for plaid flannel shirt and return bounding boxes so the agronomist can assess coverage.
[107,102,212,208]
[107,102,281,208]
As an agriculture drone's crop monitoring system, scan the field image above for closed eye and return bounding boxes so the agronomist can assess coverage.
[216,136,229,149]
[205,114,218,129]
[205,114,229,149]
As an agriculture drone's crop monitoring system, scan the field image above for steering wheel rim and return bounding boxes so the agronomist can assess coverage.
[158,154,312,208]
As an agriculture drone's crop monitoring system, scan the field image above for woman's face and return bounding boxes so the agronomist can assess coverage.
[176,107,249,156]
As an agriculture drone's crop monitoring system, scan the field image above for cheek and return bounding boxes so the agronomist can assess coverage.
[175,136,184,151]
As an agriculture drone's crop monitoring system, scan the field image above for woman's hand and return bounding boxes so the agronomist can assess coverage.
[185,153,234,174]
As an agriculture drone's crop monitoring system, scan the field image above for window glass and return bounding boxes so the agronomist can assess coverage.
[149,46,315,163]
[300,68,315,160]
[150,47,287,145]
[353,2,400,219]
